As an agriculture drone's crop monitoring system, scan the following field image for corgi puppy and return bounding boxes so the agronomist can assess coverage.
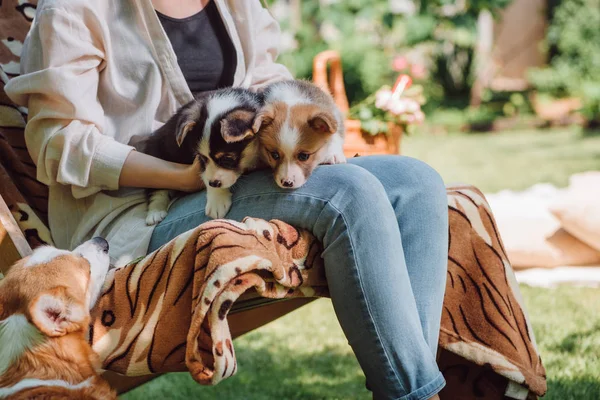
[143,88,263,223]
[252,80,346,189]
[0,238,115,399]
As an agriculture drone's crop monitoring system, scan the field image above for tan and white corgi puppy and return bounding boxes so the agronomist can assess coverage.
[253,80,346,189]
[0,238,115,399]
[143,88,263,223]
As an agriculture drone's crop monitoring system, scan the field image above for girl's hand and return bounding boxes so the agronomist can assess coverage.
[177,157,205,193]
[119,151,205,192]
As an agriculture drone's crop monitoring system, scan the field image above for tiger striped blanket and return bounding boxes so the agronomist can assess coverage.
[88,185,546,398]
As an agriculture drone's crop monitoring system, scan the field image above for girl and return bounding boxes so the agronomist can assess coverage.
[6,1,448,399]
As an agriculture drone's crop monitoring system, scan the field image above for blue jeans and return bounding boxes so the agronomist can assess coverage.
[149,156,448,400]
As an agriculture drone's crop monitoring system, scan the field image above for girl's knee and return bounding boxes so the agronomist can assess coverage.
[311,163,389,211]
[360,156,446,207]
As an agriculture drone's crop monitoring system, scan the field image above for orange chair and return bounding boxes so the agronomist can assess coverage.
[312,50,403,156]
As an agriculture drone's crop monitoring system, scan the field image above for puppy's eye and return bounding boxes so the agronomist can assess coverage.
[297,152,310,162]
[218,155,237,169]
[198,155,208,170]
[270,151,280,161]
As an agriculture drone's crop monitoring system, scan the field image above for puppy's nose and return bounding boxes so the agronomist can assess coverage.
[91,237,109,253]
[209,180,222,188]
[281,180,294,188]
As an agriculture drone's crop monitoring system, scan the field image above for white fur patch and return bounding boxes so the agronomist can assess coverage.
[323,133,347,164]
[204,93,243,138]
[205,188,233,219]
[146,190,170,226]
[0,377,92,398]
[73,241,110,309]
[24,246,70,268]
[267,84,311,106]
[279,123,299,155]
[0,314,45,375]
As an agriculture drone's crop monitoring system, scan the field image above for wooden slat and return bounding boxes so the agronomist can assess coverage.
[0,195,32,275]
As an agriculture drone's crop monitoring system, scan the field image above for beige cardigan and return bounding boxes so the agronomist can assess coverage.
[5,0,292,263]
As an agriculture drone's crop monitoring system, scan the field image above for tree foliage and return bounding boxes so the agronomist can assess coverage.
[528,0,600,124]
[270,0,513,106]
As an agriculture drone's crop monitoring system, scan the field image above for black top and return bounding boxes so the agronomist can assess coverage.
[156,1,236,94]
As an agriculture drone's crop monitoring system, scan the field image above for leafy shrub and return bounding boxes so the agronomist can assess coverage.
[269,0,512,108]
[528,0,600,124]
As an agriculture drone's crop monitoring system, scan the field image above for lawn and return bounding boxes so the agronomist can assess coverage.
[125,128,600,400]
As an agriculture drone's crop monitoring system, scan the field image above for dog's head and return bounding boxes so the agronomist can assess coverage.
[174,90,261,189]
[0,237,110,339]
[254,101,337,189]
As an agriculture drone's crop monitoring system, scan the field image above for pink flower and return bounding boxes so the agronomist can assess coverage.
[405,99,420,113]
[392,56,409,72]
[410,64,427,79]
[414,110,425,124]
[388,99,409,115]
[375,88,393,110]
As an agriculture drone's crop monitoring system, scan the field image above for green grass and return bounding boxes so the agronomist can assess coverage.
[520,286,600,400]
[125,128,600,399]
[404,127,600,192]
[124,300,369,400]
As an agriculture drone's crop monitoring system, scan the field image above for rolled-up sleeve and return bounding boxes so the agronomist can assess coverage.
[5,7,133,198]
[247,1,293,90]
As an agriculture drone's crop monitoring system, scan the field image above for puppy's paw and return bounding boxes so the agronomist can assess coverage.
[321,151,347,165]
[146,210,167,226]
[332,151,347,164]
[205,189,232,219]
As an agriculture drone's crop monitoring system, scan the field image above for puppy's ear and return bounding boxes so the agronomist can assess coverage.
[252,104,275,134]
[175,101,203,147]
[176,121,196,147]
[28,286,89,337]
[221,109,256,143]
[309,112,337,135]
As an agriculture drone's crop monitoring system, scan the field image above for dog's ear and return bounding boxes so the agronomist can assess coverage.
[28,286,89,337]
[175,101,203,147]
[221,109,256,143]
[309,112,337,135]
[252,104,275,134]
[176,121,196,147]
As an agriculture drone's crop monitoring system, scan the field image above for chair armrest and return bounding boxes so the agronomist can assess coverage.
[0,195,32,275]
[312,50,350,114]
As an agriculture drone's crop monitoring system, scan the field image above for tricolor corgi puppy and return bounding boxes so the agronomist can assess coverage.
[252,80,346,189]
[143,88,263,223]
[0,238,115,399]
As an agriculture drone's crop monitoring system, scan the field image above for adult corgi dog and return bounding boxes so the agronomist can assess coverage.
[0,238,115,399]
[143,88,263,223]
[252,80,346,189]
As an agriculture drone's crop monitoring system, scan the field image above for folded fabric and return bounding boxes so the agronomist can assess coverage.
[486,183,600,268]
[89,186,546,398]
[550,171,600,253]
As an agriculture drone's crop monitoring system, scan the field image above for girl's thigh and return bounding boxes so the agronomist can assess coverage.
[149,162,382,251]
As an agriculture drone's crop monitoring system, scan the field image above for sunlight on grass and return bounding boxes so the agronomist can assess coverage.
[520,286,600,400]
[403,128,600,192]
